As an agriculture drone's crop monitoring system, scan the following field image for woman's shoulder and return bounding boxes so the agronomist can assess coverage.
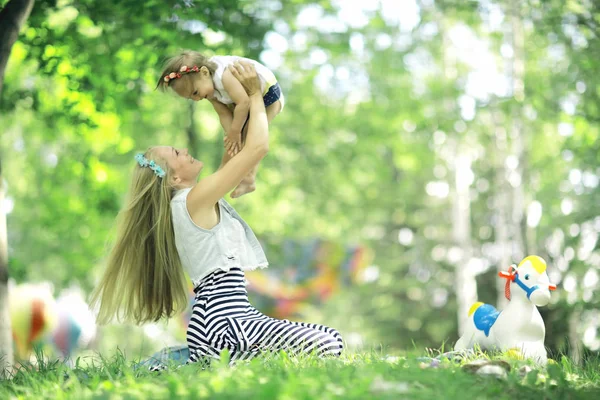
[171,187,192,204]
[172,186,227,212]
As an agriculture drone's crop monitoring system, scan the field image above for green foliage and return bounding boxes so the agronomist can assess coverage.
[1,0,272,286]
[1,0,599,356]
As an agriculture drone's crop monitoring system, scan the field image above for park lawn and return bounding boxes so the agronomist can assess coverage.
[1,350,600,399]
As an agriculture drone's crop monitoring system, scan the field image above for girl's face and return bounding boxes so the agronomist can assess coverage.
[172,66,214,101]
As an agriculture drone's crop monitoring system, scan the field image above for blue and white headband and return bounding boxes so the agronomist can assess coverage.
[134,153,166,178]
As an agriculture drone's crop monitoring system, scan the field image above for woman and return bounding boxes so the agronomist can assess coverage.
[90,61,343,369]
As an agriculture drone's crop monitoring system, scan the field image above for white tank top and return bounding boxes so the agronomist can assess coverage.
[170,188,269,287]
[210,55,278,105]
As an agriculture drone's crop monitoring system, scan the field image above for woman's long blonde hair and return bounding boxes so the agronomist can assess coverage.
[90,149,188,325]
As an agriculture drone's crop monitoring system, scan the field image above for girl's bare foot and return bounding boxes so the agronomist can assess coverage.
[231,180,256,198]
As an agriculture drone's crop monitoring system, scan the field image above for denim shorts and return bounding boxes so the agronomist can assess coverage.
[263,83,282,107]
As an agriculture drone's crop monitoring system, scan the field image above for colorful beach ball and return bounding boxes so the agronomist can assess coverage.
[9,281,58,359]
[52,288,97,359]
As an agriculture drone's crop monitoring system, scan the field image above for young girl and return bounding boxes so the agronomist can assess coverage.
[91,62,342,371]
[157,51,284,199]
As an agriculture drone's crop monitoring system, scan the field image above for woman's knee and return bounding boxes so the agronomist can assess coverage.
[319,325,344,345]
[315,332,343,357]
[320,334,344,357]
[308,325,343,356]
[327,327,343,343]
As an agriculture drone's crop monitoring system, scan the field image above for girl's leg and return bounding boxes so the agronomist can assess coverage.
[231,100,282,198]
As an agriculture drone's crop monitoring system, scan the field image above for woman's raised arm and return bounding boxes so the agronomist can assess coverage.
[187,62,269,210]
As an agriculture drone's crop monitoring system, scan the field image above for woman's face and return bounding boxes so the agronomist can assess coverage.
[171,67,215,101]
[152,146,203,187]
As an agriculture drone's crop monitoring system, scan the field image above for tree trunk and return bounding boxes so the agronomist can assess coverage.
[490,101,510,308]
[493,122,511,309]
[0,0,35,96]
[495,0,527,308]
[436,11,478,335]
[0,0,36,377]
[508,0,526,261]
[453,153,476,334]
[0,173,11,377]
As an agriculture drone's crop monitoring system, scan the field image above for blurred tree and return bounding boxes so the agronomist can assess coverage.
[262,0,600,355]
[0,0,35,375]
[2,0,270,285]
[1,0,599,359]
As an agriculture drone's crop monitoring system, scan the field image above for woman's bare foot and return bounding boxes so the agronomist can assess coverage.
[231,180,256,198]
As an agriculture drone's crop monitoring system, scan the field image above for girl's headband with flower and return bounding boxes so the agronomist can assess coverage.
[163,65,200,83]
[135,153,166,178]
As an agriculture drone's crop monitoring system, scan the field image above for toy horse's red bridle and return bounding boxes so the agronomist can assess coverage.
[498,264,557,301]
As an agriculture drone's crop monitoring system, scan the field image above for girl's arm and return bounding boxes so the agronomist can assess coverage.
[221,68,251,155]
[187,62,268,209]
[210,99,233,133]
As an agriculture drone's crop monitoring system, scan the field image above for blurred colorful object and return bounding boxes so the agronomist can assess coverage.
[178,239,372,325]
[52,288,97,360]
[245,239,373,319]
[8,282,58,359]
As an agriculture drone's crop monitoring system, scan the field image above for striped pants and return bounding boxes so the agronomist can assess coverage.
[185,267,343,366]
[150,268,343,370]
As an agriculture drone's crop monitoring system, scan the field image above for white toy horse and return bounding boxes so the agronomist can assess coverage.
[454,255,557,364]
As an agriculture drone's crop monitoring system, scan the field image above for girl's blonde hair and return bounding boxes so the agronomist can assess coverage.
[90,148,188,325]
[156,50,218,91]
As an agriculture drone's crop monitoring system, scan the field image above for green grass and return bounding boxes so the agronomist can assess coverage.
[1,349,600,399]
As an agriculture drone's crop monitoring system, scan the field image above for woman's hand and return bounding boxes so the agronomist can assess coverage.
[228,61,261,96]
